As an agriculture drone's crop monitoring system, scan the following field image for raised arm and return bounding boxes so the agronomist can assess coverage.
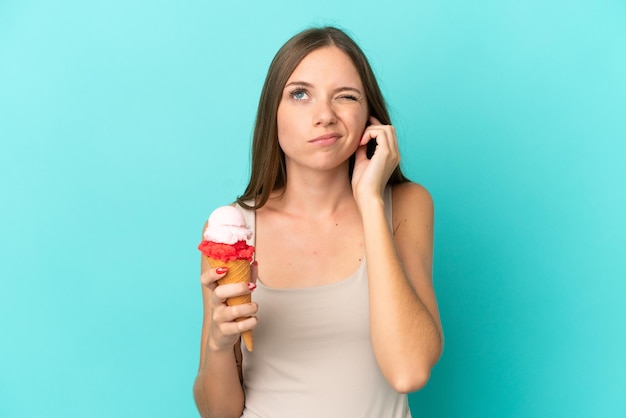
[352,118,443,393]
[363,182,443,392]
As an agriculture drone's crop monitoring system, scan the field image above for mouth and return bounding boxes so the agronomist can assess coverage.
[309,133,341,146]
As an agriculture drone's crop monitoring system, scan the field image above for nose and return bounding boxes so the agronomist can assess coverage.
[313,98,337,126]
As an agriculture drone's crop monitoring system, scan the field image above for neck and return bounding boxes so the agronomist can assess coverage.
[269,165,355,219]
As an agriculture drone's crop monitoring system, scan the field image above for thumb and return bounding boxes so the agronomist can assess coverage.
[250,260,258,285]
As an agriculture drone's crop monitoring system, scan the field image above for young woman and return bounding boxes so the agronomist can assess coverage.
[193,26,443,418]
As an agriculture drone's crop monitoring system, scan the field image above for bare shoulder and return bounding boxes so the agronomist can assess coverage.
[391,182,434,230]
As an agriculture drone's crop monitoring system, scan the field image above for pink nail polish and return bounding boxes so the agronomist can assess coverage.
[216,267,228,274]
[248,283,257,291]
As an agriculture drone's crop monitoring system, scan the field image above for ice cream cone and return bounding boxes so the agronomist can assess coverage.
[207,257,254,351]
[199,205,255,351]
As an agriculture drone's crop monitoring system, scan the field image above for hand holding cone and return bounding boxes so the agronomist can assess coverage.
[207,257,254,351]
[198,206,256,351]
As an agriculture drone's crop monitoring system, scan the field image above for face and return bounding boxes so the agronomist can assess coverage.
[276,46,369,174]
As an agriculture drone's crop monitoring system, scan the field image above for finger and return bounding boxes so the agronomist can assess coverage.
[209,287,228,306]
[213,282,254,301]
[214,302,259,324]
[360,126,380,146]
[366,118,395,139]
[381,126,400,160]
[200,266,228,289]
[218,315,259,336]
[365,125,398,159]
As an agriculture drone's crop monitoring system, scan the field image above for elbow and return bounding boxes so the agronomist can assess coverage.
[387,346,442,394]
[193,379,242,418]
[388,367,432,394]
[192,379,211,418]
[394,331,444,393]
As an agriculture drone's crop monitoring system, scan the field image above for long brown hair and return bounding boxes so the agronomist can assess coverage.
[237,26,408,209]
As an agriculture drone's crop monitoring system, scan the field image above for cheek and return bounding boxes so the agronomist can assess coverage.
[350,111,368,136]
[276,106,290,138]
[276,106,298,149]
[350,104,368,126]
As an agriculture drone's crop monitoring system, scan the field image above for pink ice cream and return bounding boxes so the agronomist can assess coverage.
[198,206,255,261]
[204,206,253,244]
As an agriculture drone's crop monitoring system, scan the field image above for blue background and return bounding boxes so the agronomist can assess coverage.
[1,1,625,417]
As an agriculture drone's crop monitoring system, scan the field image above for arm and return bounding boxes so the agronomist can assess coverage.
[352,118,443,393]
[361,182,443,393]
[193,228,259,417]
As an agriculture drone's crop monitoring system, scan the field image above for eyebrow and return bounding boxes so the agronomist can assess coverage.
[284,81,363,95]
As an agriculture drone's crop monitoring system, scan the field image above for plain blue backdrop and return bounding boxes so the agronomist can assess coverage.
[1,0,625,417]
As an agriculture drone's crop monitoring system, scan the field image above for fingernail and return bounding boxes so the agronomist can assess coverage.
[247,283,257,291]
[216,267,228,274]
[252,260,258,266]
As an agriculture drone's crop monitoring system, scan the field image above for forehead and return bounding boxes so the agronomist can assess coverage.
[286,46,362,86]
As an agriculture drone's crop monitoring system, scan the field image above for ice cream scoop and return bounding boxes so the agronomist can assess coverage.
[204,205,253,245]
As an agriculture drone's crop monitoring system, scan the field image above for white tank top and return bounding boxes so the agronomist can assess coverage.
[238,187,411,418]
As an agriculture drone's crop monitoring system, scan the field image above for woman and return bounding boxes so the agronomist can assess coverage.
[193,26,443,418]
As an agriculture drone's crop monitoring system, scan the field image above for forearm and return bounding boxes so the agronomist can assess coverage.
[193,343,244,418]
[360,197,443,391]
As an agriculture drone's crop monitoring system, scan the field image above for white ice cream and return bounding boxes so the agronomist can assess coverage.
[203,205,252,245]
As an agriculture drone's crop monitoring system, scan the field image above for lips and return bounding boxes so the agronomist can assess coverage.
[309,133,341,146]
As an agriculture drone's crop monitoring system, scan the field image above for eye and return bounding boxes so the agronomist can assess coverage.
[289,88,310,101]
[338,94,359,101]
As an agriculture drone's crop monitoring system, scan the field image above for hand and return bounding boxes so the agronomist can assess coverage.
[200,263,259,351]
[351,116,400,206]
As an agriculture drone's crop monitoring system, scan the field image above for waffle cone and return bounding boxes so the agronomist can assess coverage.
[206,257,254,351]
